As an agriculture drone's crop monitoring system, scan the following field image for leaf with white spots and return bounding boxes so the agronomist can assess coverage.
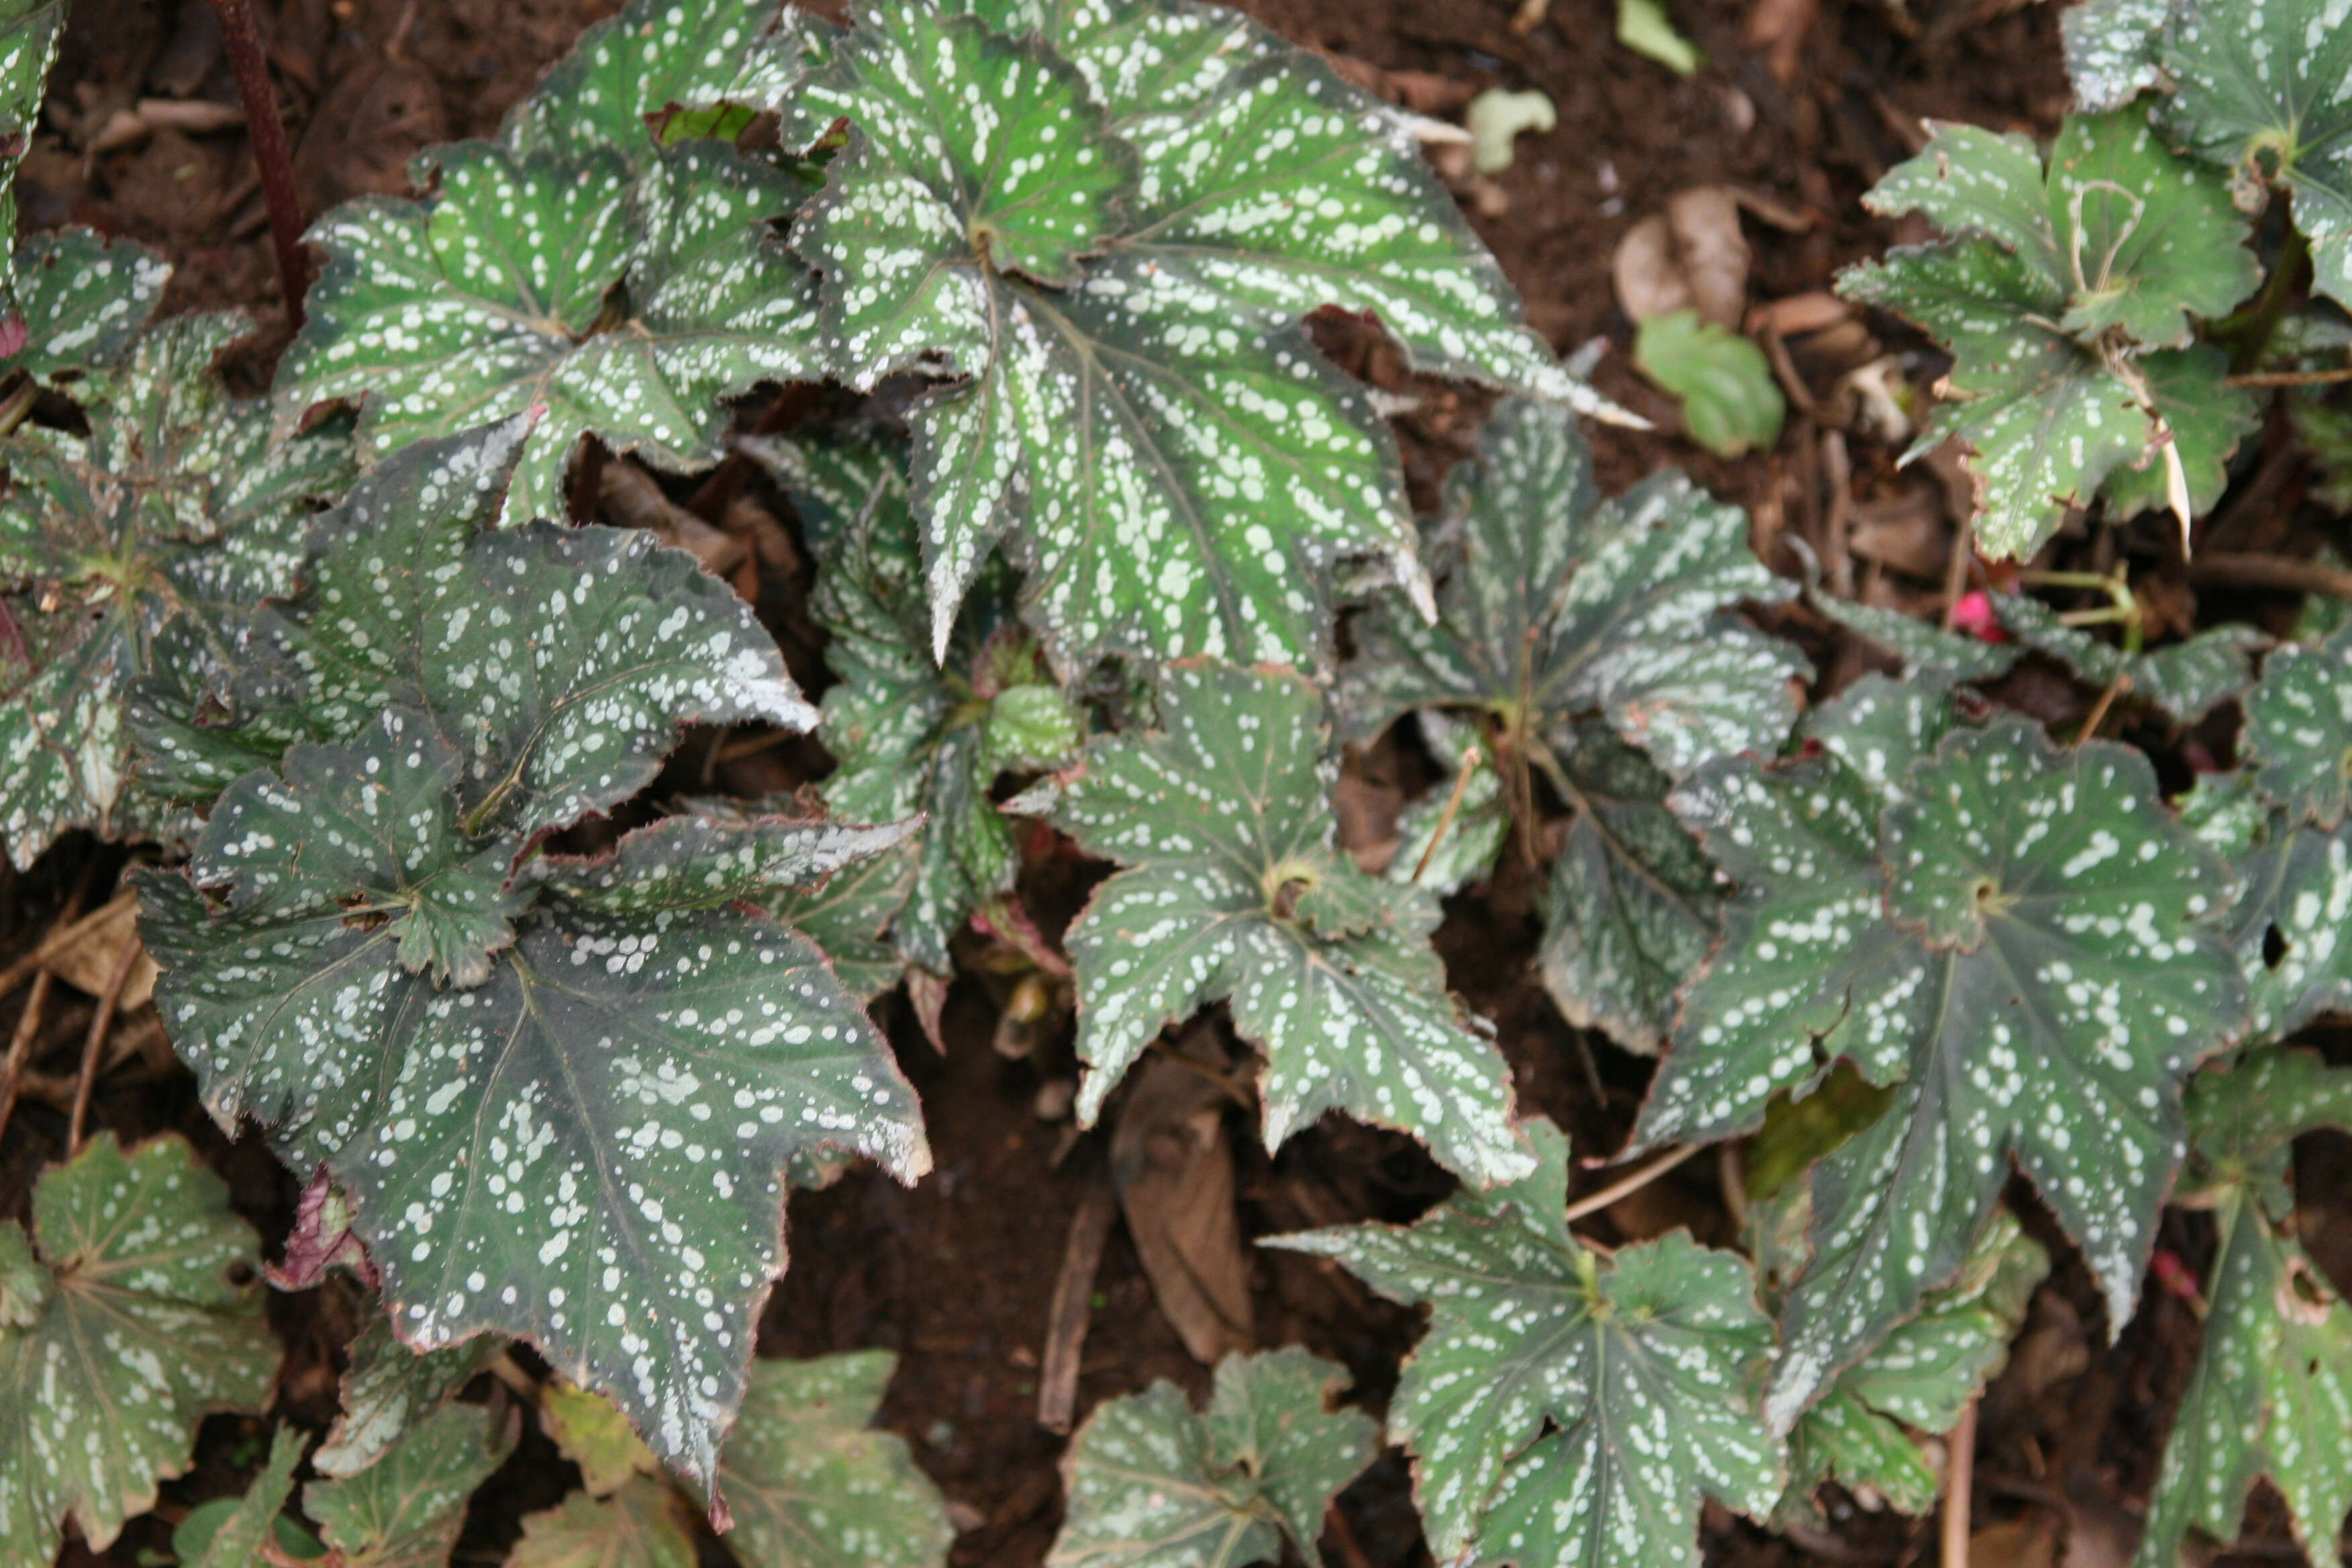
[761,429,1081,974]
[315,1314,502,1479]
[1646,711,2243,1432]
[785,0,1616,670]
[0,1134,279,1563]
[512,1478,699,1568]
[712,1351,955,1568]
[2062,0,2171,110]
[1992,592,2269,724]
[1268,1119,1781,1568]
[3,228,168,384]
[2093,344,2260,524]
[754,837,920,1003]
[2159,0,2352,309]
[1023,658,1532,1186]
[1808,593,2022,686]
[2243,624,2352,830]
[274,138,827,526]
[0,311,354,866]
[0,0,62,292]
[2134,1048,2352,1568]
[1842,110,2259,559]
[304,1400,515,1568]
[1387,712,1509,898]
[519,813,922,918]
[502,0,818,166]
[1047,1347,1376,1568]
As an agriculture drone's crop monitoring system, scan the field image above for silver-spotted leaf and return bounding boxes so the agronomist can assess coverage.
[0,1134,278,1562]
[275,139,825,526]
[305,1400,515,1568]
[1386,712,1510,899]
[787,0,1616,671]
[315,1314,503,1479]
[1022,658,1531,1186]
[511,1478,698,1568]
[1993,592,2268,724]
[178,1426,312,1568]
[1808,593,2022,686]
[518,813,920,918]
[1637,699,2245,1430]
[0,0,61,289]
[1048,1348,1377,1568]
[3,228,167,383]
[712,1351,954,1568]
[1268,1119,1781,1568]
[755,837,920,1003]
[0,311,354,865]
[2244,624,2352,830]
[2062,0,2171,110]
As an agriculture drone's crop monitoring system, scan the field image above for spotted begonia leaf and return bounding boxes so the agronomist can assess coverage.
[1386,713,1510,899]
[2094,344,2261,524]
[712,1351,955,1568]
[0,1134,278,1563]
[179,1426,310,1568]
[784,0,1619,671]
[305,1401,515,1568]
[1269,1119,1781,1568]
[274,138,825,526]
[1634,691,2245,1431]
[2159,0,2352,307]
[1808,593,2022,686]
[315,1314,502,1478]
[2061,0,2170,110]
[3,228,168,383]
[502,0,816,166]
[1771,1208,2047,1526]
[512,1479,699,1568]
[1841,110,2259,559]
[0,310,354,866]
[2243,624,2352,830]
[1018,658,1531,1185]
[762,430,1081,975]
[752,836,919,1002]
[1048,1348,1376,1568]
[1992,593,2269,724]
[2134,1048,2352,1568]
[0,0,62,291]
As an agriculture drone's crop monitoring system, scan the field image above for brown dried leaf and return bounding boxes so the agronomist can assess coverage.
[1110,1051,1255,1365]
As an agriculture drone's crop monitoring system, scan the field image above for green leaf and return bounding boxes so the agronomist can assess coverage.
[788,0,1616,671]
[0,1134,278,1562]
[1386,713,1510,898]
[518,813,920,918]
[0,0,62,287]
[754,836,920,1003]
[2243,624,2352,830]
[315,1315,502,1479]
[501,0,817,166]
[1636,698,2245,1430]
[177,1426,309,1568]
[305,1401,514,1568]
[1808,594,2022,686]
[713,1351,955,1568]
[0,311,354,865]
[2062,0,2171,110]
[2094,346,2259,522]
[275,140,825,526]
[1843,109,2259,558]
[1269,1119,1781,1567]
[511,1479,698,1568]
[1050,1349,1375,1568]
[1022,658,1532,1186]
[1992,592,2268,724]
[542,1380,662,1498]
[3,228,168,383]
[2180,1047,2352,1210]
[2161,0,2352,307]
[1634,309,1785,456]
[762,429,1080,974]
[1617,0,1701,74]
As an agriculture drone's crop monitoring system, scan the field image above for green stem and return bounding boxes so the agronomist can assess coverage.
[2215,220,2308,373]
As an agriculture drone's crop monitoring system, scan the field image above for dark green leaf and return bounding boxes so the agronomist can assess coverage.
[511,1479,697,1568]
[304,1402,514,1568]
[1993,592,2267,724]
[3,228,168,383]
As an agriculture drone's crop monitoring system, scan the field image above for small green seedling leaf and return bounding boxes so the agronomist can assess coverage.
[542,1380,662,1498]
[0,310,353,866]
[1467,89,1557,176]
[305,1401,515,1568]
[1636,687,2245,1430]
[315,1315,502,1479]
[1634,308,1786,456]
[761,429,1081,975]
[1269,1119,1781,1567]
[0,1134,279,1563]
[1842,110,2259,559]
[1048,1348,1377,1568]
[1618,0,1702,74]
[787,0,1620,671]
[176,1426,311,1568]
[275,139,824,526]
[1993,593,2268,724]
[1021,658,1532,1186]
[511,1479,698,1568]
[3,228,168,383]
[713,1351,955,1568]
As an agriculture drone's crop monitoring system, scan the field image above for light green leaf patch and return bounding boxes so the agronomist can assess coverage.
[1633,308,1786,457]
[1048,1348,1377,1568]
[176,1427,316,1568]
[0,1134,279,1564]
[512,1479,698,1568]
[1020,658,1532,1187]
[315,1314,502,1479]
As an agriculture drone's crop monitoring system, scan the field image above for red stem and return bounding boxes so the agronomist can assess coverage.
[207,0,311,328]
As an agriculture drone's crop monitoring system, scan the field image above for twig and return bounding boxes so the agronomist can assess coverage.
[1939,513,1976,628]
[0,870,97,1142]
[1324,1500,1375,1568]
[66,936,142,1155]
[2076,673,2133,744]
[1941,1401,1978,1567]
[2188,551,2352,601]
[2224,365,2352,388]
[1037,1181,1118,1434]
[1410,743,1483,886]
[1563,1142,1704,1222]
[0,892,141,1020]
[207,0,311,326]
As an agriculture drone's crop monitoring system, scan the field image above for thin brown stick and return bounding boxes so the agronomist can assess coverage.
[1563,1142,1704,1222]
[207,0,311,326]
[2076,673,2133,744]
[1410,744,1483,886]
[1037,1181,1119,1434]
[1324,1500,1375,1568]
[1940,513,1977,628]
[0,891,140,1013]
[2188,551,2352,601]
[1941,1401,1979,1567]
[2224,365,2352,387]
[66,936,142,1155]
[0,870,97,1141]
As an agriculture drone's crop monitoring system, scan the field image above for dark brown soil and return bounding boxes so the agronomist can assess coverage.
[23,2,2341,1567]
